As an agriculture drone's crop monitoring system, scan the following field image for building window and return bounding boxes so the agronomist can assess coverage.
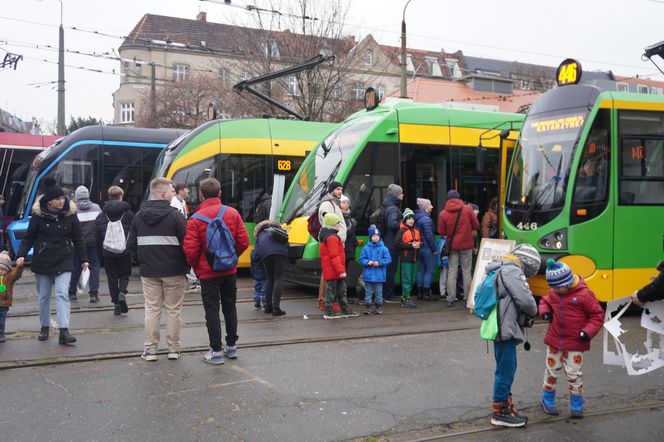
[364,49,373,66]
[446,59,462,79]
[331,82,341,99]
[425,57,442,76]
[616,82,629,93]
[652,87,663,95]
[263,40,280,59]
[123,62,131,83]
[134,62,142,80]
[476,68,501,77]
[120,102,134,123]
[219,68,229,87]
[172,64,189,82]
[352,82,364,101]
[377,85,384,100]
[406,54,414,72]
[288,75,300,96]
[638,84,649,94]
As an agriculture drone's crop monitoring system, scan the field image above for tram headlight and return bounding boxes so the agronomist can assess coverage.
[538,229,568,250]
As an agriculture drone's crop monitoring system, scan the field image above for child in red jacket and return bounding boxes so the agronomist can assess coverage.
[319,213,358,319]
[538,259,604,419]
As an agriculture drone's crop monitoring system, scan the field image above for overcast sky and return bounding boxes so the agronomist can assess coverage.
[1,0,662,131]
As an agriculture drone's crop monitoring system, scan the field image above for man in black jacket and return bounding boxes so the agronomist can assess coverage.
[632,260,664,306]
[127,178,189,361]
[382,184,403,302]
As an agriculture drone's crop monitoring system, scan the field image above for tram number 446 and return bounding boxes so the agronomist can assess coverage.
[516,222,539,231]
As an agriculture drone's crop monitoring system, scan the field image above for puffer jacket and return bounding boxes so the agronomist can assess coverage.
[95,200,134,258]
[319,226,345,281]
[18,197,87,275]
[538,277,604,351]
[183,197,249,280]
[318,194,346,243]
[414,209,435,251]
[75,199,102,245]
[481,208,498,239]
[395,222,421,263]
[252,220,288,262]
[127,199,188,278]
[382,195,402,250]
[0,267,24,308]
[485,255,538,344]
[359,239,392,283]
[437,198,479,251]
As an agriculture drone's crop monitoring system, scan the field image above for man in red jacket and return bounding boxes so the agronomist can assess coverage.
[437,190,479,306]
[183,178,249,365]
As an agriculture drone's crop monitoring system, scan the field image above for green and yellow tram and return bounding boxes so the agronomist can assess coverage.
[279,98,523,287]
[503,59,664,300]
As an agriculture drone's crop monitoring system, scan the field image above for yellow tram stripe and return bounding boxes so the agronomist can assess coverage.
[399,124,518,148]
[599,99,664,111]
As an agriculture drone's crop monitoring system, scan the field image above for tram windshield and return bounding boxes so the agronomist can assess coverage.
[281,119,377,223]
[505,107,589,224]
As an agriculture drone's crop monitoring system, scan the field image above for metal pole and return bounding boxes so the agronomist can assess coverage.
[400,0,413,99]
[56,0,65,135]
[150,62,156,127]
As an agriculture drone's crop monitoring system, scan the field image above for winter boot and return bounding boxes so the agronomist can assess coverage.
[570,394,585,418]
[491,401,527,427]
[540,389,559,415]
[58,328,77,346]
[415,287,423,301]
[508,395,528,421]
[423,288,432,301]
[38,326,49,341]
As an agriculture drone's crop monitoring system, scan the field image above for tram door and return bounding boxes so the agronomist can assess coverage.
[400,144,448,215]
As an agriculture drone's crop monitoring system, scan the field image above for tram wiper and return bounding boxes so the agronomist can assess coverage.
[521,173,563,225]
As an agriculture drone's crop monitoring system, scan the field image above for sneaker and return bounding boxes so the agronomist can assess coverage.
[113,304,122,316]
[224,346,238,359]
[118,292,129,313]
[69,294,78,302]
[187,283,201,292]
[491,401,527,427]
[400,298,417,309]
[253,301,261,310]
[141,350,158,361]
[202,349,224,365]
[445,299,454,307]
[341,308,359,318]
[90,294,99,303]
[364,306,372,315]
[167,351,181,360]
[375,306,383,315]
[323,311,342,319]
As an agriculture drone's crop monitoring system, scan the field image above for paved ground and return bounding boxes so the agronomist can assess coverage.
[1,269,663,441]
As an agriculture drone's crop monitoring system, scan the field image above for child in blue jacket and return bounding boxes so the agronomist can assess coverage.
[436,237,449,301]
[359,225,392,314]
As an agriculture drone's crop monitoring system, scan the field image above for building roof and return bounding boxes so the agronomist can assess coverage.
[615,75,664,87]
[0,132,60,150]
[379,45,456,78]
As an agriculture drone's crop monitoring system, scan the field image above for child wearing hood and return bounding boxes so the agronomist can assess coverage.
[359,225,392,314]
[396,208,421,308]
[538,259,604,419]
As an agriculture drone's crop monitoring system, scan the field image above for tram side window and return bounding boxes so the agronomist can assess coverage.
[572,109,610,206]
[101,145,147,211]
[343,142,399,232]
[171,157,217,212]
[218,154,266,222]
[51,144,99,200]
[619,137,664,205]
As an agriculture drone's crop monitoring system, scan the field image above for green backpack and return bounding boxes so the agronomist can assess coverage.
[480,306,498,340]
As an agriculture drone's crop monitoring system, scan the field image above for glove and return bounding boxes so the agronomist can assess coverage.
[579,331,590,341]
[542,312,552,321]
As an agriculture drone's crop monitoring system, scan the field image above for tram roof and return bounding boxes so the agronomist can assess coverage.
[60,125,186,147]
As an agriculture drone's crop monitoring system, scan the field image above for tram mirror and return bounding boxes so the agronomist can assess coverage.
[476,147,487,173]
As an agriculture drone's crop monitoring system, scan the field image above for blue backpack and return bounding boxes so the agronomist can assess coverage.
[192,205,238,271]
[473,268,501,320]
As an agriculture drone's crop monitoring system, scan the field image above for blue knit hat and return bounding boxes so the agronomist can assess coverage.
[368,224,380,238]
[545,258,574,288]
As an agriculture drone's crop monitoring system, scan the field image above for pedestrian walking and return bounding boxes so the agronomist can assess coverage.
[358,224,391,314]
[127,178,189,361]
[0,251,24,343]
[481,197,499,239]
[68,186,102,303]
[415,198,436,301]
[483,243,540,428]
[538,259,604,418]
[396,208,420,308]
[253,220,288,316]
[320,213,358,319]
[17,177,88,346]
[183,178,249,365]
[437,190,479,306]
[381,184,403,302]
[95,186,134,316]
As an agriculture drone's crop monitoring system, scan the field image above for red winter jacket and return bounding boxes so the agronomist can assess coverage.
[437,199,479,251]
[319,227,346,281]
[183,198,249,280]
[538,277,605,352]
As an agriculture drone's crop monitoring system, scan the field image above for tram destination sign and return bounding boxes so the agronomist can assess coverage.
[556,58,582,87]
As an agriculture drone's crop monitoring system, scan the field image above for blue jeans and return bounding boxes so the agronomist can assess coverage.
[253,279,266,303]
[0,306,8,335]
[416,248,435,289]
[69,245,100,297]
[36,272,72,329]
[364,281,383,306]
[493,339,517,402]
[384,248,399,299]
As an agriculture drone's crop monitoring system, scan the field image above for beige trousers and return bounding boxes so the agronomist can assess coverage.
[141,275,186,353]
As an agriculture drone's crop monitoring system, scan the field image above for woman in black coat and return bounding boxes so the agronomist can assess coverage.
[253,220,288,316]
[17,177,88,345]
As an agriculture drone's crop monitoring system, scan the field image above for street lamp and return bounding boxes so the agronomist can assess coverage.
[57,0,65,135]
[400,0,414,98]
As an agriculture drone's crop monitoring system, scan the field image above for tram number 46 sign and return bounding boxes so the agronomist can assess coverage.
[277,160,292,171]
[556,58,582,87]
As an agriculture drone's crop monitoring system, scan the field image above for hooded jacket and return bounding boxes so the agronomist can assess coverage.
[437,198,479,251]
[18,197,87,275]
[382,194,402,249]
[318,194,346,243]
[538,277,605,352]
[396,222,421,263]
[75,198,102,246]
[254,193,272,223]
[319,226,346,281]
[95,200,134,258]
[252,220,288,263]
[485,255,538,344]
[414,209,435,251]
[183,197,249,280]
[127,199,188,278]
[359,239,392,283]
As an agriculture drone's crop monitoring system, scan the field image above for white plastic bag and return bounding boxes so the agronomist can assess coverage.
[77,267,90,295]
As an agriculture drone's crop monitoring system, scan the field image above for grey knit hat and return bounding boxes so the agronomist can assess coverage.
[75,185,90,200]
[387,184,403,196]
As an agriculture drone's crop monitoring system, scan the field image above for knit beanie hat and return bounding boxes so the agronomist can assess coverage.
[545,259,574,288]
[0,251,11,273]
[512,243,541,278]
[417,198,432,210]
[340,194,350,203]
[323,213,341,227]
[447,189,460,200]
[387,184,403,197]
[328,181,343,194]
[42,176,66,202]
[368,224,380,238]
[402,207,415,220]
[75,185,90,200]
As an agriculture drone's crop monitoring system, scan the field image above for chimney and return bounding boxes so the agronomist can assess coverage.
[197,11,207,22]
